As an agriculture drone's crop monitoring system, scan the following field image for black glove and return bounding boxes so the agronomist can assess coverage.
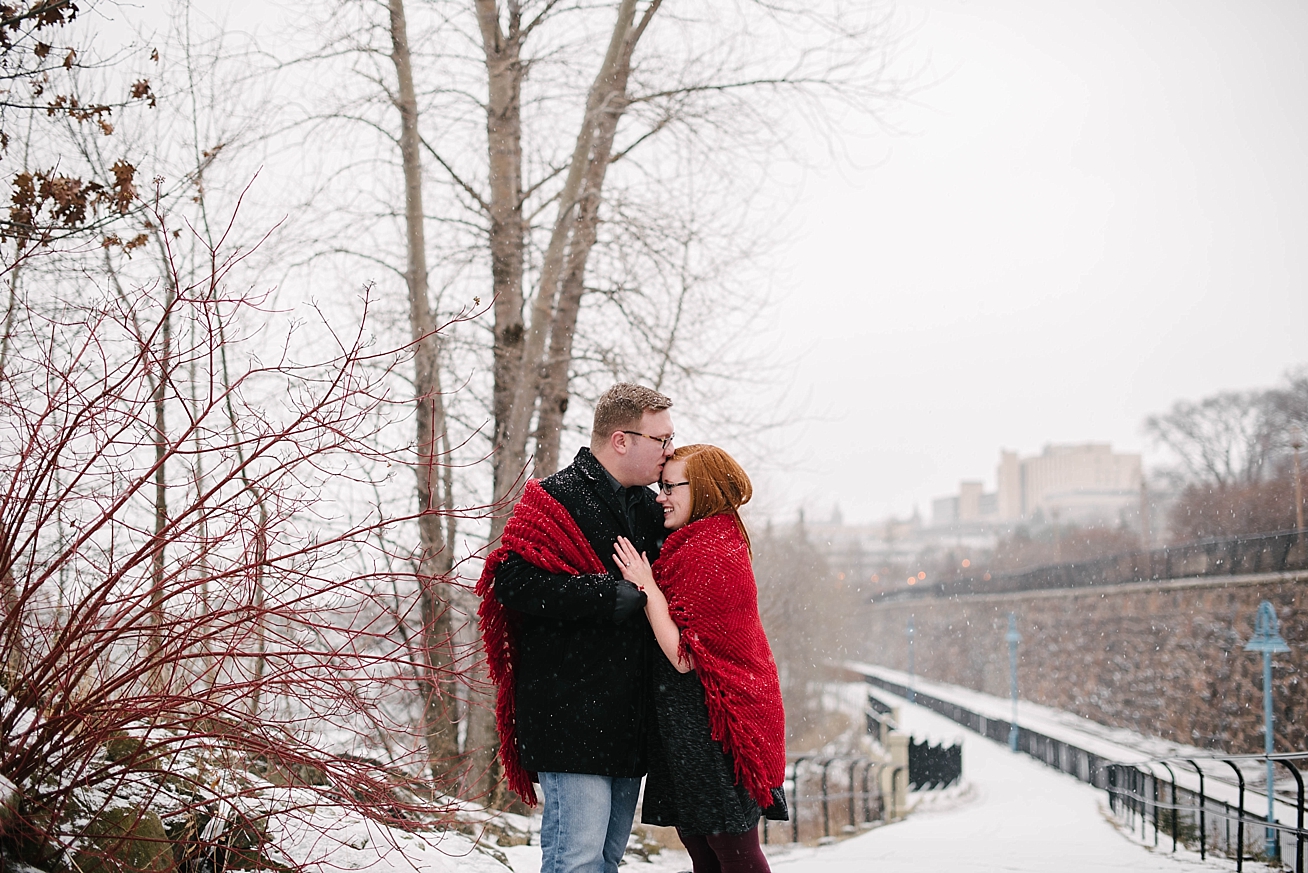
[613,579,647,622]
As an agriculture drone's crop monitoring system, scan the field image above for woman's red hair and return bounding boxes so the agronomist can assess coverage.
[671,444,753,554]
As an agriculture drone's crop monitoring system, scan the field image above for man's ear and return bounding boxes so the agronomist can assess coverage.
[610,429,630,456]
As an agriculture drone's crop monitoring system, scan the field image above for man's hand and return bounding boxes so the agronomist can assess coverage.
[613,579,647,622]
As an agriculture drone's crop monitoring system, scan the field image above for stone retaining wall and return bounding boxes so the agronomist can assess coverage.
[853,572,1308,753]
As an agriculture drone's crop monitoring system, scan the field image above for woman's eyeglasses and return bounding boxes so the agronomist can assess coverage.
[658,481,690,495]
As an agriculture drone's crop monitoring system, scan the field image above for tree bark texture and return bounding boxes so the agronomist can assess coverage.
[531,12,645,476]
[475,0,527,492]
[486,0,661,537]
[389,0,461,780]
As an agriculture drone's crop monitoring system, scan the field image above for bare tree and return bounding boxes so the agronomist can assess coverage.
[1145,391,1277,490]
[1267,367,1308,440]
[1149,374,1308,540]
[467,1,897,529]
[285,0,896,516]
[263,0,898,800]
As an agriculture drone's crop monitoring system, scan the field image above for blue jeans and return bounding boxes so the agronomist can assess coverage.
[537,772,642,873]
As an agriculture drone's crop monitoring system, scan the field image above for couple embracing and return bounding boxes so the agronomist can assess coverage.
[477,384,787,873]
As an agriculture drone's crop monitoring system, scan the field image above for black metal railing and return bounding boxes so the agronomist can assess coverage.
[909,737,962,790]
[1108,754,1308,872]
[868,689,963,789]
[865,673,1112,786]
[763,755,899,844]
[865,693,896,741]
[861,671,1308,872]
[885,528,1308,600]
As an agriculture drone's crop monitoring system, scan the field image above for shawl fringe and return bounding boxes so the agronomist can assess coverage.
[475,479,607,806]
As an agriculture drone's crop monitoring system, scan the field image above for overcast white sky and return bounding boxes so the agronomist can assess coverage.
[754,0,1308,525]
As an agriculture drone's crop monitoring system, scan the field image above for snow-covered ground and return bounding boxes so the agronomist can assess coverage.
[854,663,1304,831]
[765,693,1274,873]
[495,685,1276,873]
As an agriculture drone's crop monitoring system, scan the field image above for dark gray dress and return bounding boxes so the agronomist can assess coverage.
[641,654,787,835]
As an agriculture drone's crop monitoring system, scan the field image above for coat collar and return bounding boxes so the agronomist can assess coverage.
[573,447,634,535]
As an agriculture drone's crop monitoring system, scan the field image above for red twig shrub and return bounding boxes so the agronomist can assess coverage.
[0,205,473,871]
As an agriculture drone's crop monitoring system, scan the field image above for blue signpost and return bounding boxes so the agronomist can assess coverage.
[1243,600,1290,861]
[1006,612,1021,752]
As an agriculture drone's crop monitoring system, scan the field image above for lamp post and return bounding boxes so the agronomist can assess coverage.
[906,617,916,705]
[1006,612,1021,752]
[1244,600,1290,861]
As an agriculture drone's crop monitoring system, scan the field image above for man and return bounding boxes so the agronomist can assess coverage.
[480,383,674,873]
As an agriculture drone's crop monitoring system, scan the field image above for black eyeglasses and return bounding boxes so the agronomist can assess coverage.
[622,430,674,451]
[658,481,690,495]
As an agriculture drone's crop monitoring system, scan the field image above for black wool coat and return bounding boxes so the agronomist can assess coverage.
[494,447,666,777]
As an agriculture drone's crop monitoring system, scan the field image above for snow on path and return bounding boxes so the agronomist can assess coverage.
[768,696,1270,873]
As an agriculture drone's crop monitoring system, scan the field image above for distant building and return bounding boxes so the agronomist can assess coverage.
[800,504,995,596]
[932,443,1143,530]
[795,443,1145,600]
[1000,443,1141,527]
[932,480,998,526]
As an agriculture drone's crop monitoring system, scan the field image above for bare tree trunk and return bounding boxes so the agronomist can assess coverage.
[488,0,660,528]
[475,0,528,509]
[247,502,268,715]
[532,21,642,476]
[389,0,461,781]
[0,258,19,377]
[0,264,22,679]
[149,232,176,689]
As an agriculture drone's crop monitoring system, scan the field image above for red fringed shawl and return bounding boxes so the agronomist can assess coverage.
[652,513,786,807]
[475,479,607,806]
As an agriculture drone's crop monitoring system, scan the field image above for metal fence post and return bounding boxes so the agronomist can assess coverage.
[847,760,859,831]
[1278,758,1304,873]
[1158,761,1178,852]
[820,757,834,838]
[1185,759,1206,860]
[1222,759,1246,873]
[791,756,808,843]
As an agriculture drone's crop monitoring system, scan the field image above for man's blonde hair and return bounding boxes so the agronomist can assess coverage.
[591,383,673,450]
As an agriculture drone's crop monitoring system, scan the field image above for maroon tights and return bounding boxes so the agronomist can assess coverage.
[677,828,770,873]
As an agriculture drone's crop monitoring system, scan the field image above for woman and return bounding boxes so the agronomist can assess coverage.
[613,444,786,873]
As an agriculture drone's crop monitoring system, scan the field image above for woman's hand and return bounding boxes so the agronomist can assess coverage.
[616,537,691,673]
[613,537,655,590]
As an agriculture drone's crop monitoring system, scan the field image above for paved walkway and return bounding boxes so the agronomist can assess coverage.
[765,697,1270,873]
